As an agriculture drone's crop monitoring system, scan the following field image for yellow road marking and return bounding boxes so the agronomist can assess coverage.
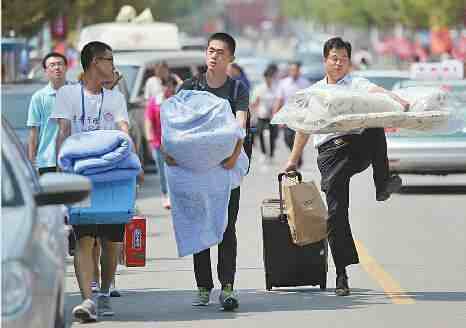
[355,240,415,304]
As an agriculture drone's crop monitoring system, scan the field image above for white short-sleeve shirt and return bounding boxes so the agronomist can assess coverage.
[144,76,164,104]
[51,83,129,135]
[276,76,311,103]
[252,81,278,119]
[310,75,377,148]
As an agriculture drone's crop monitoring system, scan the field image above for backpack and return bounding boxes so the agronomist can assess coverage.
[189,74,253,173]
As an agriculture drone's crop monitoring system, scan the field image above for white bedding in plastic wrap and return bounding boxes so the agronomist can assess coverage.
[271,86,462,134]
[161,90,249,257]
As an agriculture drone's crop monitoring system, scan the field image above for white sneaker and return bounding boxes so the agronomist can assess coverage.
[72,299,97,322]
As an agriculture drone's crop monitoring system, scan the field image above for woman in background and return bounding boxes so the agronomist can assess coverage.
[250,64,279,163]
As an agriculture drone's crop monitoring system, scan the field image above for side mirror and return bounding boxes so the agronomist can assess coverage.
[34,173,91,206]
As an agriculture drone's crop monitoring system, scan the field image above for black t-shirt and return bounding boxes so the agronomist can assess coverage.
[178,74,249,113]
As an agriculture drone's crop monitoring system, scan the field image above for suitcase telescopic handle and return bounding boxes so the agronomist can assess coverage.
[278,171,302,218]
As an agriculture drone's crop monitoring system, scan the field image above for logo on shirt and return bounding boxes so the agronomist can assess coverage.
[104,112,114,121]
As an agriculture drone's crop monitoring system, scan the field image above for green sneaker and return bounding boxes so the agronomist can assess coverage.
[219,284,239,311]
[192,287,211,306]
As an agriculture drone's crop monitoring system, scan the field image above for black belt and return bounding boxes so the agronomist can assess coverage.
[318,135,353,153]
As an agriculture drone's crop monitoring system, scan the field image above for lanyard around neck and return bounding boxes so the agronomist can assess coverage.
[80,83,104,126]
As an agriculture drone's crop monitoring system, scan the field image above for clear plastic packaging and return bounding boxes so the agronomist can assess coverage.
[271,87,462,134]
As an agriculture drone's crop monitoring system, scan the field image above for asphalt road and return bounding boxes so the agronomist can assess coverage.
[65,137,466,327]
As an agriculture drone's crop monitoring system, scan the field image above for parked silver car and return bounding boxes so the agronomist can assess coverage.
[1,82,46,148]
[1,118,91,328]
[387,80,466,175]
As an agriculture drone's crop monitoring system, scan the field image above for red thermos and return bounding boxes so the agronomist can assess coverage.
[124,216,146,267]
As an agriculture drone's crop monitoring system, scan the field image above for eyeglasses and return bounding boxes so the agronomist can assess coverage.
[328,56,349,64]
[97,57,114,63]
[47,62,65,69]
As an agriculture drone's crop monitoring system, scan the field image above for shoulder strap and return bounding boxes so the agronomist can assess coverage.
[233,79,240,101]
[229,79,241,114]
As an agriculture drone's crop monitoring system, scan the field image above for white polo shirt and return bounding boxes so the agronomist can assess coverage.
[310,74,377,148]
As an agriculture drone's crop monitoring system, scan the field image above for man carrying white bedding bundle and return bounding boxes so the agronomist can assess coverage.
[284,37,411,297]
[163,33,248,311]
[52,41,130,322]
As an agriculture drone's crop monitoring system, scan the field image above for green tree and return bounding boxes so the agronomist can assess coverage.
[2,0,63,37]
[2,0,213,38]
[280,0,465,29]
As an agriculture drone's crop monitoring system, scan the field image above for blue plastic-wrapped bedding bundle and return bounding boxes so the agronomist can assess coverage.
[161,90,249,257]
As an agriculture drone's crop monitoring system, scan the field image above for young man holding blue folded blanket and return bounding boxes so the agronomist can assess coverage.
[164,32,249,311]
[52,41,131,322]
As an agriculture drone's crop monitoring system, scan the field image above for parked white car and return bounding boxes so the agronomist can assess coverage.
[387,80,466,175]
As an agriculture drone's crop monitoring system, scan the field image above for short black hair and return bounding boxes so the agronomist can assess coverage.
[289,61,302,69]
[42,52,67,69]
[81,41,112,72]
[207,32,236,55]
[323,37,352,59]
[264,63,278,78]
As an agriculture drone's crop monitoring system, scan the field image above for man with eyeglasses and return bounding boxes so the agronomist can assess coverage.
[51,41,130,323]
[284,37,410,297]
[27,52,68,175]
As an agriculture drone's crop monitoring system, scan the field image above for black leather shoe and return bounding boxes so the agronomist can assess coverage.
[335,274,350,296]
[376,175,402,201]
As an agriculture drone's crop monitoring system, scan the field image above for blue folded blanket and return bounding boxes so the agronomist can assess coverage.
[162,90,243,171]
[161,90,249,257]
[58,130,141,181]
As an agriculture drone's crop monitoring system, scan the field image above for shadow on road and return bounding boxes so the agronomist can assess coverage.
[65,287,386,324]
[399,185,466,195]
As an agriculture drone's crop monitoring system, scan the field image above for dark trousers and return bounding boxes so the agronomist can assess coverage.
[193,187,241,290]
[317,128,390,271]
[284,127,295,152]
[256,118,278,157]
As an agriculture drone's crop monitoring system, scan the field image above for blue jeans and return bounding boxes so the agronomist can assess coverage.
[151,148,168,195]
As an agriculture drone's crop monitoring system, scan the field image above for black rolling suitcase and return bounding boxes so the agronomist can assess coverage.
[261,171,328,291]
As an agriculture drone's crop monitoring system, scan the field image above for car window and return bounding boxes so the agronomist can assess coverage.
[171,66,192,80]
[2,118,41,191]
[137,65,194,97]
[1,92,32,129]
[1,154,24,207]
[366,77,409,90]
[388,84,466,137]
